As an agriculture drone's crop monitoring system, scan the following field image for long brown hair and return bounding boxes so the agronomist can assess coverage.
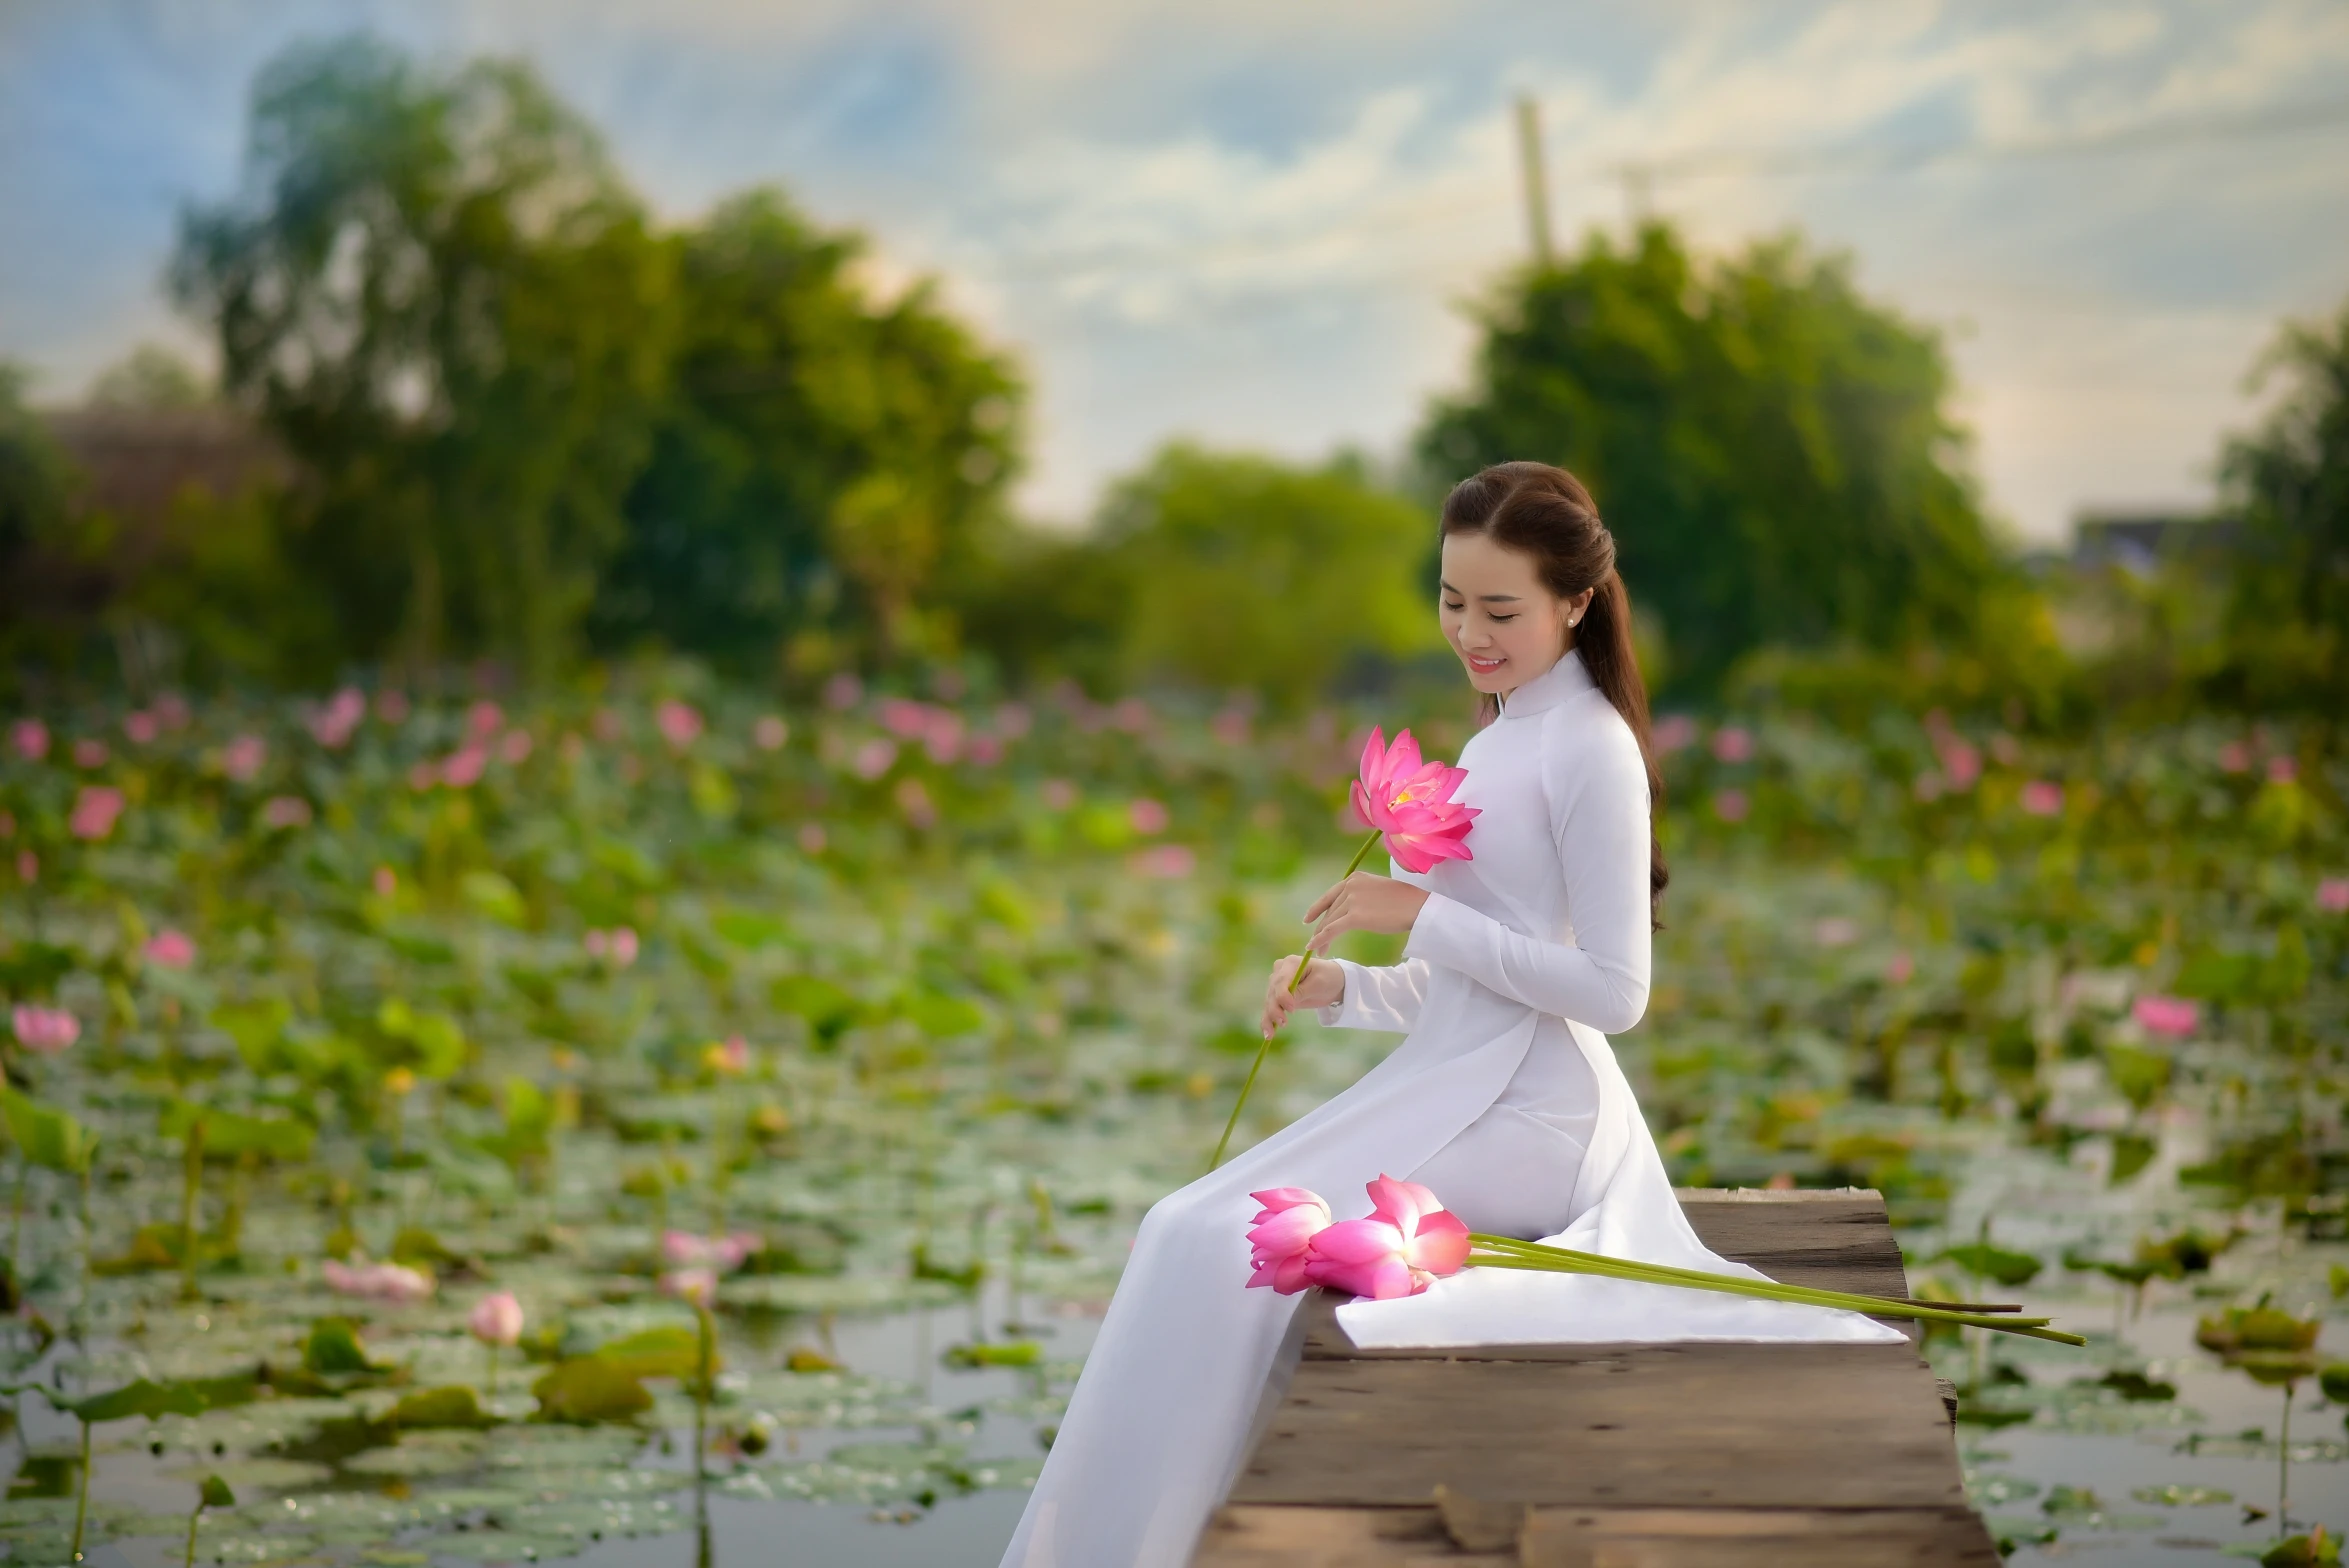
[1439,461,1668,925]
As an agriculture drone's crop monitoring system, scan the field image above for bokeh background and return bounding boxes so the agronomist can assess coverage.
[3,4,2348,1567]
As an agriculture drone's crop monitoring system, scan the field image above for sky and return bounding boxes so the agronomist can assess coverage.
[3,0,2347,544]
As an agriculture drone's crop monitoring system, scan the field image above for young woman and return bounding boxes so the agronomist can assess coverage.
[999,462,1897,1568]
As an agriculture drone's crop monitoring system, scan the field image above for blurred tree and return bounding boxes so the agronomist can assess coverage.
[964,445,1438,700]
[590,191,1022,672]
[86,346,215,412]
[170,34,676,681]
[0,362,90,680]
[1418,223,2005,695]
[2218,300,2349,713]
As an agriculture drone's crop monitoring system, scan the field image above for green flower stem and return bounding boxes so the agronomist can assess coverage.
[182,1500,202,1568]
[71,1416,89,1564]
[1209,830,1386,1174]
[1463,1234,2084,1345]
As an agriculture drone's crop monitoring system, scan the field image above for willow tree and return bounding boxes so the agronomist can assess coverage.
[171,35,675,679]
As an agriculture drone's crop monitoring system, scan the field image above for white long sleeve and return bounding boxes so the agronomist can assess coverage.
[1399,702,1652,1035]
[1316,956,1431,1032]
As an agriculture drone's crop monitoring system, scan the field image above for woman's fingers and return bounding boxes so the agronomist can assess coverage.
[1303,882,1344,922]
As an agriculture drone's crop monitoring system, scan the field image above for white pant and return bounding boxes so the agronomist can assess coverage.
[1407,1019,1598,1239]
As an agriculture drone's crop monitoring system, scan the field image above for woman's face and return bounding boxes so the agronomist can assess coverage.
[1439,531,1592,698]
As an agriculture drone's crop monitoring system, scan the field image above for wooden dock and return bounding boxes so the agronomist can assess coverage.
[1196,1188,1999,1567]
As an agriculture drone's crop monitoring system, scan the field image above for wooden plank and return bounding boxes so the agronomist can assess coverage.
[1230,1343,1966,1509]
[1518,1506,2004,1568]
[1194,1505,1507,1566]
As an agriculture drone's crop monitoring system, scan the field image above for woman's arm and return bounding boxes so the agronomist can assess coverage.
[1399,715,1651,1033]
[1316,956,1430,1032]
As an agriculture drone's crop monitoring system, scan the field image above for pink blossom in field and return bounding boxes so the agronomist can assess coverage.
[2132,995,2199,1038]
[10,1005,80,1055]
[1040,778,1077,812]
[323,1258,435,1303]
[922,711,964,764]
[852,738,898,780]
[154,694,191,730]
[1937,739,1981,791]
[262,795,313,829]
[1211,708,1251,746]
[662,1229,761,1274]
[372,866,397,898]
[439,745,487,789]
[823,673,864,711]
[659,1267,718,1307]
[2020,780,2064,817]
[1711,789,1749,824]
[498,729,533,765]
[1886,951,1916,986]
[1710,726,1753,763]
[584,927,640,969]
[69,785,126,840]
[1913,772,1945,802]
[1651,713,1696,754]
[894,776,938,830]
[123,710,158,745]
[2219,741,2251,774]
[2267,756,2298,785]
[222,734,266,782]
[1112,697,1151,734]
[9,719,47,761]
[0,810,14,838]
[14,851,35,884]
[1128,797,1170,835]
[1244,1188,1332,1295]
[796,823,828,855]
[879,699,931,740]
[702,1035,751,1076]
[374,690,411,724]
[145,929,196,969]
[994,702,1032,739]
[407,762,438,791]
[72,738,110,769]
[463,700,502,740]
[1131,844,1196,879]
[752,716,788,751]
[468,1291,524,1346]
[308,688,366,748]
[1301,1175,1472,1301]
[2319,878,2349,914]
[1813,917,1858,948]
[655,699,703,751]
[966,734,1004,767]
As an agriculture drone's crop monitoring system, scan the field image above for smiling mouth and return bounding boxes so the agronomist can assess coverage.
[1465,653,1505,673]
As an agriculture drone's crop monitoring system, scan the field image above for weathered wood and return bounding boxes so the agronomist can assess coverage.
[1230,1344,1964,1508]
[1194,1188,2000,1567]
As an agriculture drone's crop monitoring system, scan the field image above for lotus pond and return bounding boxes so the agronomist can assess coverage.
[0,679,2345,1566]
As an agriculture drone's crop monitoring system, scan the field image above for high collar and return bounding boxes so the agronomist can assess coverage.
[1494,648,1594,719]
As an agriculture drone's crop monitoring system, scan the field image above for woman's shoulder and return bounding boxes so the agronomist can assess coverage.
[1535,689,1648,800]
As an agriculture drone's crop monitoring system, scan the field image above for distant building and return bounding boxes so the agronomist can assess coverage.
[43,406,288,529]
[2070,508,2237,575]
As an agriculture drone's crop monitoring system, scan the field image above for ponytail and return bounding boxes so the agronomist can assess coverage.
[1440,463,1669,927]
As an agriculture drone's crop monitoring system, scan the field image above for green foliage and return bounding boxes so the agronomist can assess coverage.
[0,361,86,680]
[0,1087,93,1173]
[196,1475,237,1511]
[171,34,677,679]
[966,445,1439,698]
[530,1356,653,1424]
[389,1385,494,1428]
[1417,223,2007,694]
[302,1317,385,1377]
[2219,300,2349,711]
[54,1378,211,1423]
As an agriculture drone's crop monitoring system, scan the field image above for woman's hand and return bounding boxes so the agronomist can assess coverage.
[1302,871,1430,961]
[1262,954,1343,1038]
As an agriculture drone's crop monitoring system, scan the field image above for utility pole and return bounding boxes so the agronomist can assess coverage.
[1514,94,1555,268]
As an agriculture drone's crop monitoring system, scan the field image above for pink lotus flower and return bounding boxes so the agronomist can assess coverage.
[467,700,504,740]
[1350,728,1478,875]
[1651,713,1696,754]
[308,688,366,748]
[852,738,898,780]
[796,823,828,854]
[1039,778,1077,811]
[701,1035,750,1076]
[1937,739,1982,791]
[322,1258,436,1303]
[2320,878,2349,914]
[967,734,1004,767]
[154,693,191,730]
[469,1290,525,1346]
[1245,1188,1333,1295]
[1710,726,1753,763]
[753,716,789,751]
[374,690,410,724]
[2133,995,2199,1038]
[123,710,158,745]
[584,927,640,969]
[2268,756,2298,786]
[923,711,964,764]
[1128,797,1169,835]
[11,1005,80,1055]
[1303,1175,1472,1301]
[823,673,864,711]
[2219,740,2251,774]
[995,702,1032,739]
[145,929,196,969]
[372,866,397,897]
[498,729,533,765]
[880,699,932,740]
[14,850,35,884]
[1131,844,1195,880]
[11,718,50,761]
[70,785,126,840]
[439,744,487,788]
[1711,788,1748,824]
[261,795,313,829]
[660,1267,719,1307]
[72,738,110,769]
[222,734,266,783]
[662,1230,761,1274]
[656,699,703,751]
[2020,780,2065,817]
[1886,951,1916,986]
